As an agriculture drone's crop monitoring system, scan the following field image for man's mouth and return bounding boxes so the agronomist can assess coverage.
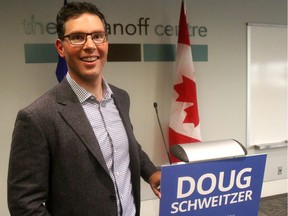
[81,56,99,62]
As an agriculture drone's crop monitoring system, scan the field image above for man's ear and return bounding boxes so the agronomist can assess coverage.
[55,39,65,58]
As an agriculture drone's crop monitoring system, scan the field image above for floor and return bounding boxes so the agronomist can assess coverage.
[258,193,287,216]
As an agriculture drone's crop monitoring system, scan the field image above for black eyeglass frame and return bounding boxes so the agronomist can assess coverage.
[61,32,108,45]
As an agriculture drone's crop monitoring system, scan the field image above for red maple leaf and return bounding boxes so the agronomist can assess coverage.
[174,75,200,127]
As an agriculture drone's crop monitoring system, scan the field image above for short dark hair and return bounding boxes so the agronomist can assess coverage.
[56,2,107,39]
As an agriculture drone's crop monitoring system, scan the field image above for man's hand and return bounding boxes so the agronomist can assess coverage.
[149,171,161,198]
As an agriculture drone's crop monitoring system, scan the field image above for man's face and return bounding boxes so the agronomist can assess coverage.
[56,13,108,84]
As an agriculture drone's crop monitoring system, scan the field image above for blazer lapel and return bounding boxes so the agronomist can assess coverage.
[110,85,138,158]
[55,80,109,174]
[111,87,131,135]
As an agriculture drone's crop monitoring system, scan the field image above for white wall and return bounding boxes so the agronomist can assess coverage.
[0,0,287,215]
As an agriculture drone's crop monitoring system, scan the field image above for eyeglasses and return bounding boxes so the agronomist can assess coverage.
[62,32,108,45]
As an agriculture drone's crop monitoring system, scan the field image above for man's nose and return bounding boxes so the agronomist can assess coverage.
[84,35,96,49]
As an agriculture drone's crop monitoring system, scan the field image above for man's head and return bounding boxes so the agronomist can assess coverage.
[56,2,107,39]
[55,2,108,87]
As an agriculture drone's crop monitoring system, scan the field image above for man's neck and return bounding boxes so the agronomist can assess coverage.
[69,72,103,101]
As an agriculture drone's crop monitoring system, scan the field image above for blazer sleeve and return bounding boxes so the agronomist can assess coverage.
[110,85,158,182]
[137,143,158,182]
[7,109,51,216]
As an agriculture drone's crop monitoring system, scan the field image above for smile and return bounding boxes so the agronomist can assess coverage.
[81,56,99,62]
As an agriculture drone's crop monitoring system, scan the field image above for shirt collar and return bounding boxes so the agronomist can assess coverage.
[66,73,113,103]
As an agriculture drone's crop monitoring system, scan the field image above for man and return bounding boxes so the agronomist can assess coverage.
[8,2,161,216]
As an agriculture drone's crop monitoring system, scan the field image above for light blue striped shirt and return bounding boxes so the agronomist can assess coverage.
[67,73,136,216]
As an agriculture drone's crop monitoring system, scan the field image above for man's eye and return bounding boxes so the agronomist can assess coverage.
[93,33,104,39]
[71,34,84,40]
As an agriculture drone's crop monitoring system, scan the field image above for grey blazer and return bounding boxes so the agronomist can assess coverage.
[8,78,157,216]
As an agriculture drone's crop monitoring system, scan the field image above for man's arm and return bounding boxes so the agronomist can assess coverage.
[7,109,51,216]
[149,171,161,198]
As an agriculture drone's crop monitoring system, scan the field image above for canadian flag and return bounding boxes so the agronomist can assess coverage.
[169,0,201,163]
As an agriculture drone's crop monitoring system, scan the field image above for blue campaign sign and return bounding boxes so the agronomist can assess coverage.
[159,154,267,216]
